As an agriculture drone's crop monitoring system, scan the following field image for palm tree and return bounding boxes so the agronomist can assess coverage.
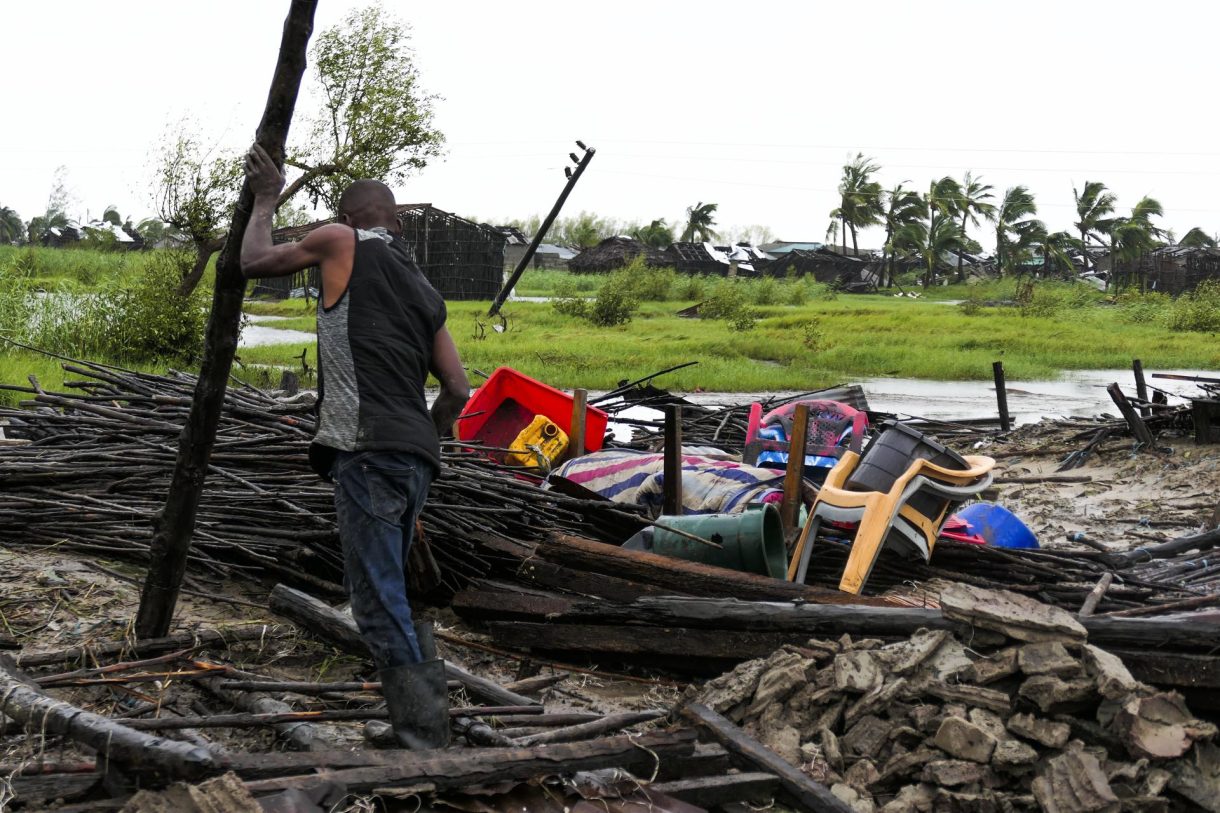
[898,213,964,289]
[916,177,961,287]
[1109,196,1165,291]
[879,184,925,288]
[994,186,1038,276]
[0,207,23,244]
[953,172,996,282]
[833,153,883,254]
[681,202,720,243]
[1037,230,1083,278]
[632,218,673,249]
[1072,181,1116,274]
[1179,227,1218,249]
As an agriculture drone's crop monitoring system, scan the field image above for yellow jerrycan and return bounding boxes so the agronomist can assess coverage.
[507,415,570,469]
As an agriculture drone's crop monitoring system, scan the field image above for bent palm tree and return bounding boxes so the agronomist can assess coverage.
[899,213,963,289]
[1073,181,1116,274]
[632,218,673,249]
[880,184,925,288]
[681,202,720,243]
[834,153,883,254]
[1038,230,1082,277]
[995,186,1038,277]
[1179,227,1218,249]
[954,172,996,282]
[1109,196,1165,291]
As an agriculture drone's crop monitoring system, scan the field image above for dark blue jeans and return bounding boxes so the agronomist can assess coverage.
[332,450,433,669]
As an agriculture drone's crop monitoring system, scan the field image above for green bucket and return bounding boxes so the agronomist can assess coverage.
[650,504,788,579]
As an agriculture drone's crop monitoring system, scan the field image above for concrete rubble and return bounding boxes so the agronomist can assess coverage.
[694,585,1218,811]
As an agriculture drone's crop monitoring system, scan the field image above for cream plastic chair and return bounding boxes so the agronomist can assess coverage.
[796,450,995,594]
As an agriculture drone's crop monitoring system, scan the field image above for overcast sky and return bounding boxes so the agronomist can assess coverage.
[2,0,1217,248]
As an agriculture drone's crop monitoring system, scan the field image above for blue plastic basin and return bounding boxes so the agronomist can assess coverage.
[956,503,1039,549]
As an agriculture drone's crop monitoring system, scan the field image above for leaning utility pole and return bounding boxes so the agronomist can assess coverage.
[136,0,318,638]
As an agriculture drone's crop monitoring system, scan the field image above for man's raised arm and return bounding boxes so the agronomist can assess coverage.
[240,144,348,279]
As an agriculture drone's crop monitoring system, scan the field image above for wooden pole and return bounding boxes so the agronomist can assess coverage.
[1133,359,1150,417]
[1106,382,1155,448]
[992,361,1011,432]
[663,405,683,516]
[135,0,318,639]
[569,388,588,458]
[1077,572,1114,618]
[780,404,810,537]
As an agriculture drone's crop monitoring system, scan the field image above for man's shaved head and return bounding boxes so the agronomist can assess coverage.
[337,180,399,231]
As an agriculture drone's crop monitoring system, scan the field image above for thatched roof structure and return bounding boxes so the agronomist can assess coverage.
[568,237,669,274]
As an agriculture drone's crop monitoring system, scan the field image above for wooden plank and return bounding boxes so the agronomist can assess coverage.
[485,622,797,662]
[1115,649,1220,690]
[452,589,574,622]
[780,403,810,536]
[651,772,780,808]
[240,730,696,794]
[570,388,588,458]
[541,533,887,605]
[681,703,852,812]
[1133,359,1150,417]
[515,557,683,601]
[992,361,1011,432]
[663,405,683,516]
[652,743,733,782]
[268,584,538,708]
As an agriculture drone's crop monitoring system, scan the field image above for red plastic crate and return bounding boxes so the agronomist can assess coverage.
[456,367,609,454]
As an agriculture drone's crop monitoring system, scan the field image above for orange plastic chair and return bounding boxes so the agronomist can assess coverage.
[797,450,995,594]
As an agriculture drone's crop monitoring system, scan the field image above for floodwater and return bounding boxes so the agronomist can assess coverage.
[240,314,316,349]
[666,368,1214,426]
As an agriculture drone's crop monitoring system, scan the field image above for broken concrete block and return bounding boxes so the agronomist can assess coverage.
[879,629,949,675]
[939,583,1087,644]
[831,782,877,813]
[1031,748,1120,813]
[992,738,1039,768]
[966,646,1020,685]
[921,759,985,787]
[934,716,998,763]
[835,650,884,693]
[1018,641,1082,676]
[967,708,1011,743]
[784,683,836,719]
[880,784,935,813]
[1113,692,1218,760]
[844,757,881,791]
[744,651,810,717]
[924,681,1012,715]
[1018,674,1095,712]
[905,636,974,690]
[846,678,908,727]
[760,723,802,765]
[696,655,768,716]
[843,714,894,757]
[1082,644,1142,700]
[821,726,845,772]
[1008,712,1072,749]
[908,703,941,734]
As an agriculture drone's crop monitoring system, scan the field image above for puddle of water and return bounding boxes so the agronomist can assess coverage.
[239,324,316,348]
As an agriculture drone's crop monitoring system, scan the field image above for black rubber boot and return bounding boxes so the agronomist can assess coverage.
[414,619,437,661]
[379,659,451,750]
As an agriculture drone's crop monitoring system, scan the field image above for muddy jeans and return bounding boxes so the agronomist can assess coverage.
[331,450,433,669]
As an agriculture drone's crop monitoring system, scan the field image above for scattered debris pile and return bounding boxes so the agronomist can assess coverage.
[691,584,1220,812]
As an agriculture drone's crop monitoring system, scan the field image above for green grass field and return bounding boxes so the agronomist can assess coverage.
[3,253,1217,397]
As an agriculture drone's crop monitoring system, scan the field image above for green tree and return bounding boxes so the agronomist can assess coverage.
[293,4,444,209]
[953,172,996,282]
[1037,230,1082,277]
[0,207,23,244]
[833,153,883,254]
[898,209,963,289]
[994,186,1038,276]
[1179,227,1218,248]
[879,183,925,288]
[1072,181,1116,274]
[1110,196,1165,291]
[681,202,720,243]
[917,177,961,286]
[26,167,73,244]
[632,218,674,248]
[101,205,123,226]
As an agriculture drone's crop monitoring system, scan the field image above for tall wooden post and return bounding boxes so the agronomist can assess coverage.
[1132,359,1150,417]
[662,406,683,517]
[992,361,1011,432]
[569,388,588,459]
[135,0,318,638]
[780,404,810,537]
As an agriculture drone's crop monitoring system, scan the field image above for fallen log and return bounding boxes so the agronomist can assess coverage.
[239,729,697,794]
[486,622,798,664]
[540,533,890,605]
[681,703,851,812]
[0,656,217,781]
[15,625,286,669]
[510,710,665,746]
[651,772,780,808]
[120,705,540,730]
[268,583,538,708]
[1106,527,1220,570]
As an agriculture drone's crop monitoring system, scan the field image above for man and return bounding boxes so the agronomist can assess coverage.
[240,144,470,749]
